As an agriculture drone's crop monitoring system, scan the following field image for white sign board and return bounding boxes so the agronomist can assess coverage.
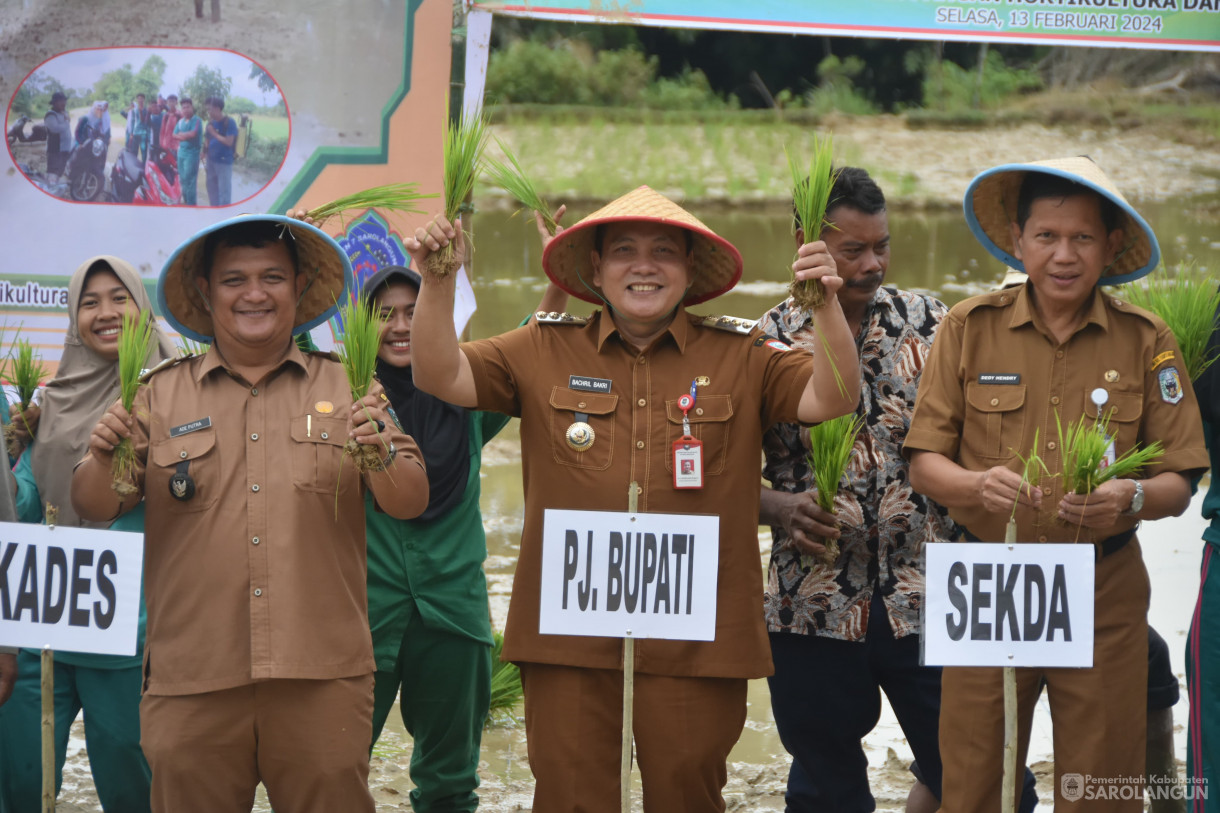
[540,509,720,641]
[924,542,1095,668]
[0,522,143,656]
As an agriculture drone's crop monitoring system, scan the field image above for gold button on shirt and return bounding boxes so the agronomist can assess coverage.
[123,346,421,696]
[905,284,1208,543]
[461,308,813,679]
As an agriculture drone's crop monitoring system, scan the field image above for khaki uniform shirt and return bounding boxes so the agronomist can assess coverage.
[124,346,422,696]
[905,283,1208,544]
[461,307,813,679]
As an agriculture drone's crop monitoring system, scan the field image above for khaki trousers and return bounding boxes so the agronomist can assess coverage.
[140,675,375,813]
[939,540,1150,812]
[520,662,748,813]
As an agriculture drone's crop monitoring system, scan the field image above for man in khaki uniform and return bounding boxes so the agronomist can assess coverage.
[406,186,861,812]
[905,157,1208,811]
[71,215,429,813]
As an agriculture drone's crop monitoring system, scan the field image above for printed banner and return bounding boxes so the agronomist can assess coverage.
[539,508,720,640]
[473,0,1220,51]
[1,0,450,369]
[0,522,143,656]
[924,542,1096,668]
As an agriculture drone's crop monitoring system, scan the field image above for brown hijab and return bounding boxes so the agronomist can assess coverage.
[30,256,176,527]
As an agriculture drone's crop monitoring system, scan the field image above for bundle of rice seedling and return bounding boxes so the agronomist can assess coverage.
[112,310,156,496]
[486,630,523,726]
[422,112,489,279]
[803,412,863,567]
[1122,262,1220,381]
[484,140,558,237]
[787,136,839,312]
[305,182,433,230]
[334,296,390,472]
[1010,428,1049,521]
[4,337,48,456]
[1055,410,1163,497]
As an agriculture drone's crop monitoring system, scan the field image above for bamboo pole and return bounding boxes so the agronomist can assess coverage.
[41,646,54,813]
[622,481,639,813]
[1001,518,1018,813]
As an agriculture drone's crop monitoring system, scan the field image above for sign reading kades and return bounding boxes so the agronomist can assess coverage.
[924,542,1095,668]
[0,523,143,656]
[540,509,720,640]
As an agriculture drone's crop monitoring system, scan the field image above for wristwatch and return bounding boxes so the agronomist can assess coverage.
[1123,480,1145,516]
[378,441,397,471]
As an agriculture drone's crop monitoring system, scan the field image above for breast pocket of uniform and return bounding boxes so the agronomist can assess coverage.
[289,415,349,493]
[149,430,220,513]
[964,383,1026,459]
[665,394,734,476]
[549,387,617,470]
[1085,388,1144,456]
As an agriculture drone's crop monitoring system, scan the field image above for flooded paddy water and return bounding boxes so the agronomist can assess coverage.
[55,197,1220,810]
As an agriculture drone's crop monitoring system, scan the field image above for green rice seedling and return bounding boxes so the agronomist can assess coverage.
[112,310,157,496]
[176,336,209,358]
[305,182,434,230]
[1010,428,1050,522]
[334,295,390,473]
[803,412,864,567]
[1122,262,1220,381]
[423,111,489,279]
[786,135,839,312]
[484,140,558,236]
[486,630,523,726]
[3,337,48,456]
[1055,410,1163,498]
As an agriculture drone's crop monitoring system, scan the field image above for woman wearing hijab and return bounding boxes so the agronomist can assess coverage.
[0,256,174,813]
[75,100,112,147]
[360,264,506,813]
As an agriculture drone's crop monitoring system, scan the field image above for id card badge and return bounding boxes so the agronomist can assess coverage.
[673,436,704,489]
[1101,435,1116,470]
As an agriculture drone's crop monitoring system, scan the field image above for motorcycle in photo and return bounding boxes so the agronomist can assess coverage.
[111,142,182,205]
[64,130,108,202]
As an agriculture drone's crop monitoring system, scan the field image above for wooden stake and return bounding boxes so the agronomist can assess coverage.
[621,481,639,813]
[41,646,54,813]
[1001,518,1018,813]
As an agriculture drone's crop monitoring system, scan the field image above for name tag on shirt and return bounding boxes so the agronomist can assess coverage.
[977,373,1021,385]
[170,417,212,437]
[673,438,704,489]
[569,375,612,394]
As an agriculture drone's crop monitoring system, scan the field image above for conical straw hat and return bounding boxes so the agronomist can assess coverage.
[963,156,1160,286]
[158,214,353,342]
[542,186,743,306]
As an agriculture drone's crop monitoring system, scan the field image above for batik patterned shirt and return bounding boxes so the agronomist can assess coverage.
[759,286,957,641]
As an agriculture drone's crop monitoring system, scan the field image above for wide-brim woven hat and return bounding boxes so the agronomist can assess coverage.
[963,156,1160,286]
[542,185,743,306]
[158,214,353,342]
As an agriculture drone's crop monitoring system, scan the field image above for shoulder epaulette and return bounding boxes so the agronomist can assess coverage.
[139,354,190,383]
[953,287,1019,318]
[699,314,756,335]
[308,349,342,362]
[535,311,589,326]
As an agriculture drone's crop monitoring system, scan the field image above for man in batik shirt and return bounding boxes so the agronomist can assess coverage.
[759,167,959,813]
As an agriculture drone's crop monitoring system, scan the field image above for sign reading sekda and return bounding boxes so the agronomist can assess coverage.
[923,542,1095,668]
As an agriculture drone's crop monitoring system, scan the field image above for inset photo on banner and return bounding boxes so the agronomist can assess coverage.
[6,47,289,207]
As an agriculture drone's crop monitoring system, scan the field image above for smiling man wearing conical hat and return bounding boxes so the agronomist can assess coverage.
[70,214,430,813]
[905,157,1208,812]
[407,185,861,812]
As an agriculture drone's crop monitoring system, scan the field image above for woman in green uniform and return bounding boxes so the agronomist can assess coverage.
[0,255,174,813]
[360,265,505,812]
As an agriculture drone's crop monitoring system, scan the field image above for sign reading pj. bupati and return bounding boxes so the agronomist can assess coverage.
[472,0,1220,51]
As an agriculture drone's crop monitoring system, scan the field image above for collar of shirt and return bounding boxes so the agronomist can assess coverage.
[594,305,690,354]
[194,342,310,384]
[1007,281,1111,339]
